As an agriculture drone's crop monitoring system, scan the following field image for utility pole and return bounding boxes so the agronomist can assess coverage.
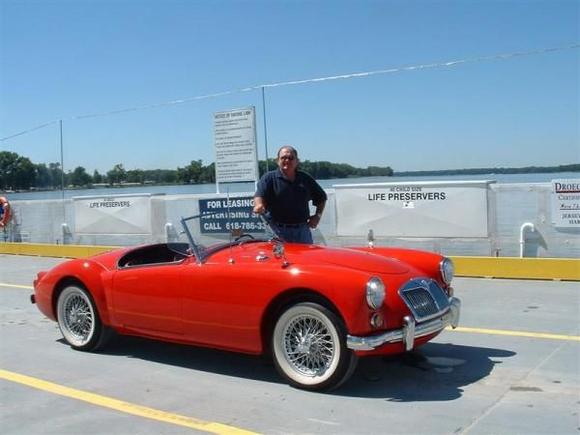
[261,87,270,172]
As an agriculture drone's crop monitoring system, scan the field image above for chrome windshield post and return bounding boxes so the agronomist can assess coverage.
[180,216,203,264]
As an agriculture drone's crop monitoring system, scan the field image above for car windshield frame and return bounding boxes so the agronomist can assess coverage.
[179,212,281,264]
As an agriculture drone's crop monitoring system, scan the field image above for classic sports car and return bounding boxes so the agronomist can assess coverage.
[32,213,460,391]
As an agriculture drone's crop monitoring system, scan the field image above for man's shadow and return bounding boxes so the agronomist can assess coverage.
[61,335,514,399]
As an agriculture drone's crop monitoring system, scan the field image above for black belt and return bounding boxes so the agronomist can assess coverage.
[275,222,306,228]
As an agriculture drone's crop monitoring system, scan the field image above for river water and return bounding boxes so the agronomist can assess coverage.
[5,171,579,201]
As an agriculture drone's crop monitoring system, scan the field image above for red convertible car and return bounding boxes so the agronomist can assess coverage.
[32,214,461,391]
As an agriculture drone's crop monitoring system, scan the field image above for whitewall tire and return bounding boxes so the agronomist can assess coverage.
[272,302,357,391]
[56,285,109,351]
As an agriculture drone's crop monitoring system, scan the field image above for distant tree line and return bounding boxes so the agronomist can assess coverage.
[290,160,393,179]
[395,164,580,177]
[0,151,394,191]
[4,150,575,192]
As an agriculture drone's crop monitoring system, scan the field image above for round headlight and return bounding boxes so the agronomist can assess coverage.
[366,277,385,309]
[440,258,454,285]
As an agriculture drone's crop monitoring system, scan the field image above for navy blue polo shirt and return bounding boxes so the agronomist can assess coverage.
[255,169,327,224]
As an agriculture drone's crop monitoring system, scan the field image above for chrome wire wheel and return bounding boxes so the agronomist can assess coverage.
[283,314,336,377]
[273,302,355,390]
[57,286,97,349]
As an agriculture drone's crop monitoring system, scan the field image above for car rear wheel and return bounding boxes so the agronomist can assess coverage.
[272,302,357,391]
[56,285,110,351]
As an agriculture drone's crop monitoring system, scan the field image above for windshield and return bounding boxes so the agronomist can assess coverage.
[179,212,277,263]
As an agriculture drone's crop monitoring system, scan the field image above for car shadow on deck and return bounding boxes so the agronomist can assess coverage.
[68,336,514,400]
[339,342,515,400]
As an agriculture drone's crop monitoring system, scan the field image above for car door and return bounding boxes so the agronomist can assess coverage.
[111,261,186,336]
[181,245,279,353]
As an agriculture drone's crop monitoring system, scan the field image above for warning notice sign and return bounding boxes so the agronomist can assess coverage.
[552,179,580,228]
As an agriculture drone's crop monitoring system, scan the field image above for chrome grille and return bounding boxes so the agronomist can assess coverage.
[399,278,450,322]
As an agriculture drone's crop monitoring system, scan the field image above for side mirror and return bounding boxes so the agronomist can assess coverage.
[367,229,375,248]
[272,241,285,259]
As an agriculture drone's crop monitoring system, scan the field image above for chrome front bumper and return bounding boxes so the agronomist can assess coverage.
[347,297,461,351]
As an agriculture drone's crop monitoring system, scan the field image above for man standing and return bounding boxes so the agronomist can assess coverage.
[253,146,327,244]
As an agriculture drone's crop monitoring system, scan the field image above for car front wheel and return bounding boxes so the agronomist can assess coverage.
[56,285,110,351]
[272,302,357,391]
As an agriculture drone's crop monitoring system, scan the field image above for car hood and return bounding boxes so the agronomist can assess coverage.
[287,245,410,275]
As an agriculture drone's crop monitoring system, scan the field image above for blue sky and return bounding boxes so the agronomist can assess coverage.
[1,0,579,173]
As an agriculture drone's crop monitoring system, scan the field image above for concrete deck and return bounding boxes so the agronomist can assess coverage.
[1,254,578,434]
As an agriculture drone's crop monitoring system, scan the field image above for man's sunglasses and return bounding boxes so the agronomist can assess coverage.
[279,155,295,161]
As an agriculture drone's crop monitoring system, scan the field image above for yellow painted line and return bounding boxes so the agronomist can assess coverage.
[0,282,33,290]
[0,369,258,435]
[448,326,580,342]
[4,283,577,343]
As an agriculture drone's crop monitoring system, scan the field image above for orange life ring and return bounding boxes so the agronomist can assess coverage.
[0,196,11,228]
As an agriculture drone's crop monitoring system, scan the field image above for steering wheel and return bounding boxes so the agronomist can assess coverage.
[235,233,255,243]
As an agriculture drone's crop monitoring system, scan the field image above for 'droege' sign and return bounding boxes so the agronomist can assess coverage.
[199,196,266,234]
[551,179,580,228]
[335,181,492,238]
[213,107,258,183]
[74,194,152,235]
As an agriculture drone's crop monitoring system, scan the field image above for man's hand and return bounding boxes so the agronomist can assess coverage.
[253,197,266,214]
[253,204,266,214]
[308,214,321,229]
